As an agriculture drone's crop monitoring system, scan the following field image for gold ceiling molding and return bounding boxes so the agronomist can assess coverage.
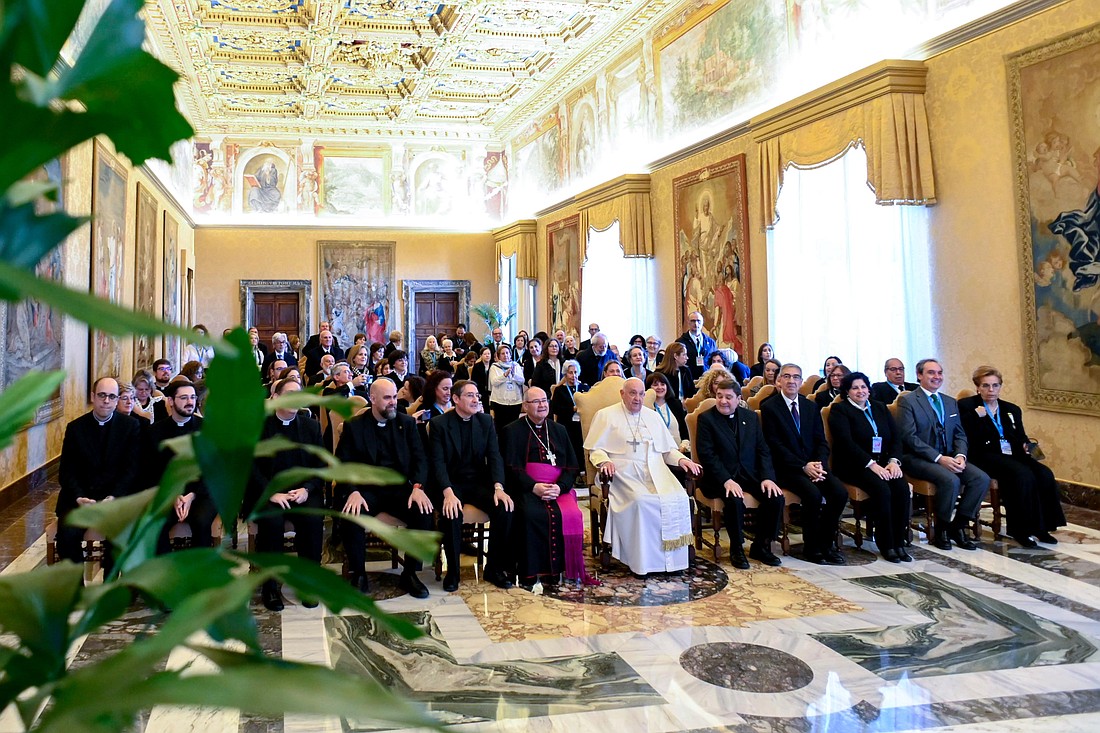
[492,219,538,280]
[752,59,936,229]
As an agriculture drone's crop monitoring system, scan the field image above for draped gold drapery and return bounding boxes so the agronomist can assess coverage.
[575,174,654,259]
[754,60,937,229]
[491,219,538,280]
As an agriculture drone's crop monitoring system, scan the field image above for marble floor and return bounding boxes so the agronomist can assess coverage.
[5,484,1100,732]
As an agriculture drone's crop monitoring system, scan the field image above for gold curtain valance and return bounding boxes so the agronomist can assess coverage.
[754,60,936,229]
[491,219,538,280]
[574,174,654,258]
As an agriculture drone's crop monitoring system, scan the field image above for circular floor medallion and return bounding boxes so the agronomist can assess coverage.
[679,642,814,693]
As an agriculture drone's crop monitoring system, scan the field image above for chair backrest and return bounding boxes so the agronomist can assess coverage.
[814,379,831,394]
[575,376,625,483]
[820,404,835,469]
[684,391,707,413]
[799,377,818,396]
[330,411,346,451]
[887,397,900,421]
[747,383,776,410]
[643,388,657,409]
[686,401,715,456]
[955,388,977,401]
[349,395,368,412]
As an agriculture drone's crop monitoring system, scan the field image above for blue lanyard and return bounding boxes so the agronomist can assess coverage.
[861,405,879,436]
[986,402,1004,438]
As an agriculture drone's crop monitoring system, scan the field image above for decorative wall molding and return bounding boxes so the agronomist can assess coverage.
[401,280,472,350]
[239,279,313,338]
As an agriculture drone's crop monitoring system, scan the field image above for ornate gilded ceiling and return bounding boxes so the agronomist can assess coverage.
[143,0,670,140]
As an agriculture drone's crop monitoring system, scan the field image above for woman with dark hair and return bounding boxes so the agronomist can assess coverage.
[827,370,912,563]
[749,342,775,378]
[180,360,205,383]
[707,350,730,371]
[397,374,425,414]
[420,371,453,421]
[488,344,525,431]
[512,333,529,366]
[621,334,646,367]
[550,359,588,471]
[656,342,696,401]
[367,342,387,374]
[809,355,842,392]
[645,372,688,448]
[625,345,651,381]
[959,365,1064,548]
[521,337,542,385]
[182,324,214,368]
[470,345,493,404]
[454,349,479,380]
[533,338,564,395]
[815,364,852,407]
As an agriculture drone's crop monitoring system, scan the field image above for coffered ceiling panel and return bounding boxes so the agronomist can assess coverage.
[144,0,662,139]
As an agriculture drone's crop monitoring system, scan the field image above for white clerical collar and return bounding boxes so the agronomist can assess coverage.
[95,413,114,426]
[174,416,192,427]
[279,414,296,426]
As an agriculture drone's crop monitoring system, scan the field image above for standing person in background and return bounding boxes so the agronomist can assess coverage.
[488,344,525,433]
[676,311,717,381]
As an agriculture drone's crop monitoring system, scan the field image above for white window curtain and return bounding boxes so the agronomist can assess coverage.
[766,144,933,381]
[581,221,657,351]
[517,279,537,335]
[498,254,517,341]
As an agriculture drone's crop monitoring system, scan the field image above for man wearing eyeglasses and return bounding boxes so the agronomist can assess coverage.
[871,358,919,404]
[151,359,173,390]
[143,378,218,554]
[676,311,717,381]
[56,377,142,571]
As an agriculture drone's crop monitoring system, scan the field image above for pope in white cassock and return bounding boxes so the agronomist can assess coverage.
[585,378,701,574]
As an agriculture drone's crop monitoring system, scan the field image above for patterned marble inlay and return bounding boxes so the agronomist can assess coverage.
[812,572,1100,679]
[544,557,728,607]
[679,642,814,693]
[325,610,663,727]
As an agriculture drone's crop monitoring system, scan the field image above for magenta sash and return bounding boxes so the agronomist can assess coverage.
[525,462,599,585]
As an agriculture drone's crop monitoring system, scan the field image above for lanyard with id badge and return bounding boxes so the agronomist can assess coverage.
[863,407,882,454]
[988,405,1012,455]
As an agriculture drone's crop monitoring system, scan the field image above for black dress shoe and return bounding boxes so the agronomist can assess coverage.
[730,548,750,570]
[822,548,847,565]
[933,531,953,551]
[1013,534,1039,549]
[486,570,514,590]
[442,572,459,592]
[896,548,913,562]
[949,528,978,550]
[749,544,782,567]
[882,548,901,563]
[1035,532,1058,544]
[802,550,826,565]
[399,571,430,599]
[261,581,284,612]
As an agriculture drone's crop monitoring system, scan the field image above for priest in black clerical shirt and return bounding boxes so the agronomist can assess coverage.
[501,387,597,590]
[144,378,217,554]
[336,378,433,599]
[56,377,142,571]
[428,379,513,591]
[247,379,327,611]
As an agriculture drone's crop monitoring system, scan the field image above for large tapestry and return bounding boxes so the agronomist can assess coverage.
[673,154,752,358]
[134,184,158,368]
[547,215,581,337]
[1,158,66,424]
[318,241,396,348]
[91,141,127,382]
[162,212,180,369]
[1010,23,1100,416]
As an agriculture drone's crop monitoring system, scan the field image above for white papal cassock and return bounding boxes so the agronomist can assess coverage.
[585,404,693,574]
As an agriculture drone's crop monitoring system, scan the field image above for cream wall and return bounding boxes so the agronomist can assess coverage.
[193,227,496,339]
[0,138,196,492]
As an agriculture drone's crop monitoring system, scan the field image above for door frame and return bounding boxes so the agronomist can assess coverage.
[239,279,312,339]
[402,279,471,355]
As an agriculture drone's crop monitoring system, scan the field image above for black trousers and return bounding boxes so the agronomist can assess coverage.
[489,402,521,435]
[342,490,434,573]
[776,471,848,553]
[254,491,324,565]
[56,520,115,575]
[973,454,1064,537]
[438,483,513,576]
[701,478,784,548]
[839,464,910,552]
[156,494,218,554]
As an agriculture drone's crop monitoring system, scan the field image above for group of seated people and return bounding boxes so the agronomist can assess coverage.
[54,312,1065,612]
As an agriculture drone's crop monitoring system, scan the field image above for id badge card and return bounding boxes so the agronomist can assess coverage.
[871,436,883,453]
[696,355,704,366]
[1000,439,1012,455]
[572,413,581,422]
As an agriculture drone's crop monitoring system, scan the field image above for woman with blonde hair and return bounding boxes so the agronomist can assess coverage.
[419,334,442,376]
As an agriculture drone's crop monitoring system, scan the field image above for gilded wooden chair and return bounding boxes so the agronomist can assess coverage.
[820,404,873,549]
[575,376,625,562]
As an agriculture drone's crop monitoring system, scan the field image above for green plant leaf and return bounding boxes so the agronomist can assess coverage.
[0,201,85,269]
[255,463,404,507]
[0,260,218,347]
[66,487,157,540]
[109,457,201,575]
[5,178,59,206]
[0,562,82,668]
[71,583,133,640]
[193,328,267,531]
[265,390,358,418]
[0,369,64,451]
[236,552,424,639]
[253,434,338,468]
[0,0,87,77]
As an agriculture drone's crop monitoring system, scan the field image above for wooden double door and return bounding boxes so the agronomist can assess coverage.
[253,292,300,348]
[413,291,459,372]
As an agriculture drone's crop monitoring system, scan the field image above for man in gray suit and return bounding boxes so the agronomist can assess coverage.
[897,359,990,550]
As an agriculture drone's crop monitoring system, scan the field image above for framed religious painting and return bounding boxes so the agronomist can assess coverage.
[0,157,67,424]
[672,154,752,359]
[90,140,127,383]
[133,183,158,368]
[162,211,180,369]
[1009,22,1100,416]
[546,214,582,338]
[317,240,396,348]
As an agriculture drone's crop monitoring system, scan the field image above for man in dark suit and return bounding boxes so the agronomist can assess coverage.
[302,328,344,371]
[676,311,718,381]
[695,377,784,568]
[576,332,615,385]
[337,378,433,599]
[761,363,848,564]
[579,322,600,353]
[56,377,142,571]
[261,331,297,376]
[302,320,341,356]
[870,358,919,404]
[897,358,990,550]
[144,379,218,554]
[429,379,513,591]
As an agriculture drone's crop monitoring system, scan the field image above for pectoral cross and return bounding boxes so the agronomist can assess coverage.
[548,452,557,466]
[627,438,641,453]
